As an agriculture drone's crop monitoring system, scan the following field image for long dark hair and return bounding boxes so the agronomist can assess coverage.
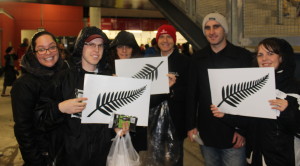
[255,37,296,89]
[255,37,295,71]
[21,31,63,76]
[30,31,58,53]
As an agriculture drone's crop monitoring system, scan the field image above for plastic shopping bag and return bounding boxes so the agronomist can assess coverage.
[146,100,180,166]
[107,131,140,166]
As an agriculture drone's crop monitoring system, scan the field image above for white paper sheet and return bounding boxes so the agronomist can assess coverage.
[115,56,169,94]
[81,74,151,126]
[208,67,279,119]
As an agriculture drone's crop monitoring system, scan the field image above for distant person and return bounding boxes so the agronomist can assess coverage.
[177,43,182,53]
[186,12,253,166]
[17,38,29,70]
[145,38,158,57]
[58,43,72,68]
[140,44,146,55]
[181,42,191,57]
[145,44,149,51]
[1,47,18,97]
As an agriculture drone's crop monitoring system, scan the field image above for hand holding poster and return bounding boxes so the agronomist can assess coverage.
[81,74,151,126]
[208,67,279,119]
[115,57,169,94]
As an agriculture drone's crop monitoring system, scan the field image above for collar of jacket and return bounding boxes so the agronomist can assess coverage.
[200,41,238,59]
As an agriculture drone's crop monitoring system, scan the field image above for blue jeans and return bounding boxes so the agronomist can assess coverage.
[200,145,246,166]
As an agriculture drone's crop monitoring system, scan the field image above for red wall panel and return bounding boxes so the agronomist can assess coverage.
[0,2,168,66]
[101,18,168,31]
[0,2,83,66]
[0,14,15,66]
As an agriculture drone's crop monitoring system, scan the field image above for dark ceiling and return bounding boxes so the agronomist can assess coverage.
[2,0,164,18]
[7,0,157,10]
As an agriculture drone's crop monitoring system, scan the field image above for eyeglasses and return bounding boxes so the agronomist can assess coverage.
[35,46,58,54]
[84,42,104,49]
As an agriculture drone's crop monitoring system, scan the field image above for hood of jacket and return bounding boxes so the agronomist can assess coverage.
[71,26,109,72]
[109,30,139,51]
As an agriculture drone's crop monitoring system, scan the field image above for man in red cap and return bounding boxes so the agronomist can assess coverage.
[156,24,177,57]
[148,24,189,166]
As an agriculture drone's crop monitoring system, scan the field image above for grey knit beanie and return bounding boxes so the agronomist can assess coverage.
[202,12,228,35]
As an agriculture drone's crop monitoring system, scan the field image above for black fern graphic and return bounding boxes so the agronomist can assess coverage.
[132,61,164,81]
[87,85,147,117]
[217,74,269,107]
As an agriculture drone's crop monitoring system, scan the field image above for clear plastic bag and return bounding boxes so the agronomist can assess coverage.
[107,132,140,166]
[146,100,180,166]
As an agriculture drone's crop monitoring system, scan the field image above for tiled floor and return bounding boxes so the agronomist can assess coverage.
[0,75,204,166]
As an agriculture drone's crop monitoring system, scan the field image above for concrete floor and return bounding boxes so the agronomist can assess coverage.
[0,76,204,166]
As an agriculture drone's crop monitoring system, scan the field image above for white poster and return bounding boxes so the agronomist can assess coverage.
[208,67,279,119]
[115,56,169,94]
[81,74,151,126]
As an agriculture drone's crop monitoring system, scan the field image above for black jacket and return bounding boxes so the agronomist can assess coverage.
[221,49,300,165]
[38,27,114,166]
[3,53,18,86]
[11,50,63,166]
[220,77,299,166]
[150,49,190,140]
[186,41,253,148]
[45,66,113,166]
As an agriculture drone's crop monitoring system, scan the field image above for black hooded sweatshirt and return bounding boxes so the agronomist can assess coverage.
[39,27,114,166]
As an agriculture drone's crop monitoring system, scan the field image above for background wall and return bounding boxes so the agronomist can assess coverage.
[0,11,15,66]
[0,2,84,66]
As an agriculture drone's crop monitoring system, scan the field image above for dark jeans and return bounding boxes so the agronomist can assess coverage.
[200,145,246,166]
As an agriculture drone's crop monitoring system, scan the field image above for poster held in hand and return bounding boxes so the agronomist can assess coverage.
[115,56,169,94]
[208,67,278,119]
[81,74,151,126]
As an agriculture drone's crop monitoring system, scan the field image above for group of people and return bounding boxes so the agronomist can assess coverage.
[7,11,300,166]
[186,12,300,166]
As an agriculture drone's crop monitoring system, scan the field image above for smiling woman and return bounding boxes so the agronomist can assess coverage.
[34,35,59,68]
[10,31,63,165]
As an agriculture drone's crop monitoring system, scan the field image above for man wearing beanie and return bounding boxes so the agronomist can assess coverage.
[148,24,189,166]
[186,12,253,166]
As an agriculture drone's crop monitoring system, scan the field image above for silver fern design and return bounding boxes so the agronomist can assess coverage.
[87,85,147,117]
[217,74,269,108]
[132,61,164,81]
